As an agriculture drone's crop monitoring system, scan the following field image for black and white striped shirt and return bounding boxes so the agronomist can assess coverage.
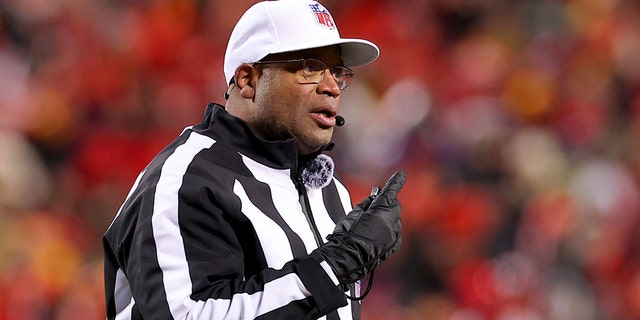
[103,103,360,319]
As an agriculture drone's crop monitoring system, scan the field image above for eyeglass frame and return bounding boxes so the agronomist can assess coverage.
[250,58,354,91]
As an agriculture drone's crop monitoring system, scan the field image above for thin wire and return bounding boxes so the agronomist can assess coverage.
[345,269,375,301]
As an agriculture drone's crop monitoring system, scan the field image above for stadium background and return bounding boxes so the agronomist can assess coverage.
[1,0,640,319]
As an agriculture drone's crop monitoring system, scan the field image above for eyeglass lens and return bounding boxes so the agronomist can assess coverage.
[302,59,353,90]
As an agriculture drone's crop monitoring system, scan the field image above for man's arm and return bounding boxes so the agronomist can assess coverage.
[107,181,348,320]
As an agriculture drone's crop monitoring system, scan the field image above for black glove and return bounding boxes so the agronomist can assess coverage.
[313,170,406,285]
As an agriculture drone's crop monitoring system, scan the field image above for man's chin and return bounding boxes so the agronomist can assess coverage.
[298,141,330,155]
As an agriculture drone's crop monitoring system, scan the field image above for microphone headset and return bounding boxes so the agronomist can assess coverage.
[335,115,345,127]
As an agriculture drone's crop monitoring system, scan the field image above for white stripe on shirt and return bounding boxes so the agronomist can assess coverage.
[152,132,216,319]
[233,179,293,269]
[240,153,319,253]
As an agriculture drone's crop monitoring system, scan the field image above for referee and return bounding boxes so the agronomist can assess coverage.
[103,1,406,319]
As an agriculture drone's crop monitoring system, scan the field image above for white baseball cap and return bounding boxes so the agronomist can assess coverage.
[223,0,380,85]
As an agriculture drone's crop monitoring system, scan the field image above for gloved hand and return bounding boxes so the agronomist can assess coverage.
[312,171,406,285]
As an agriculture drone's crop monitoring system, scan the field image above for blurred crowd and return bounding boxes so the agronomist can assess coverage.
[1,0,640,319]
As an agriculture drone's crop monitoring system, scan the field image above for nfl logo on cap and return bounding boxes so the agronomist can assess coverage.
[309,3,335,29]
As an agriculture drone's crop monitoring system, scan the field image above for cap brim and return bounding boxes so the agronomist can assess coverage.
[337,39,380,67]
[265,38,380,67]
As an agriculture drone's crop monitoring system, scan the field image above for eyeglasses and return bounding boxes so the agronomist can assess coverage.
[251,58,354,90]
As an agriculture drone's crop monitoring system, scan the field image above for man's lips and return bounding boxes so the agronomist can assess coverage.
[310,111,337,127]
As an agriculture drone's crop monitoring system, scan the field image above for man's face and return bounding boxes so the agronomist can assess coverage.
[249,45,344,155]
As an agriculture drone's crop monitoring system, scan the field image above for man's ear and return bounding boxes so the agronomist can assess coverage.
[234,64,258,99]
